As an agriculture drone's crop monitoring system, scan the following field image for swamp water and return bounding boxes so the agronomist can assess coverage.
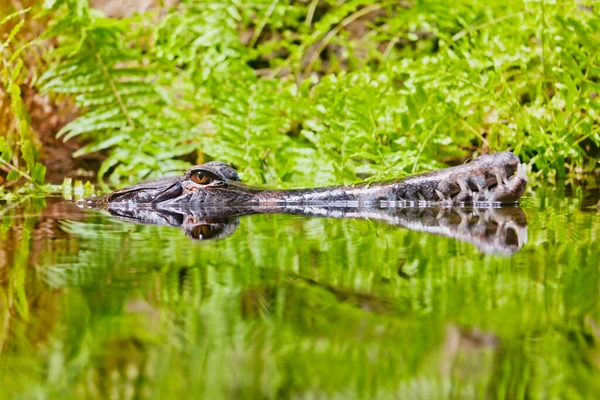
[0,183,599,399]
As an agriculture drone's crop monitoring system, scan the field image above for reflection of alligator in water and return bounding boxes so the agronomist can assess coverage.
[93,151,528,207]
[97,204,528,255]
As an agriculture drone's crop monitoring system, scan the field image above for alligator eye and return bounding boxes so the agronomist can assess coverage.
[189,170,226,187]
[191,171,215,185]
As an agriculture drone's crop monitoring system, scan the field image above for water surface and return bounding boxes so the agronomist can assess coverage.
[0,183,599,399]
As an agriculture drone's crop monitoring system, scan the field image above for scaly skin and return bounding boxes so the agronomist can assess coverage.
[93,151,527,207]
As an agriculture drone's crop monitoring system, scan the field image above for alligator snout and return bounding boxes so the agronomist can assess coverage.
[479,163,528,202]
[106,175,183,204]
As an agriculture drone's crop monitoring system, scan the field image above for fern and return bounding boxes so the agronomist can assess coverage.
[40,1,199,185]
[0,6,46,191]
[38,0,600,188]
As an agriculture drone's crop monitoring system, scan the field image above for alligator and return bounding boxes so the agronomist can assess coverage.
[96,151,528,207]
[81,151,529,253]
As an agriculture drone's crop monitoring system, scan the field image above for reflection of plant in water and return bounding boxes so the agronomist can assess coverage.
[0,197,47,320]
[0,190,594,398]
[0,197,59,393]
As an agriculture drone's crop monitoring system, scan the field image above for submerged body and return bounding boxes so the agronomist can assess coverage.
[98,151,527,208]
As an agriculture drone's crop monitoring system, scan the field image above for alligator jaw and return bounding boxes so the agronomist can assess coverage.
[387,151,527,206]
[255,152,528,206]
[479,162,528,203]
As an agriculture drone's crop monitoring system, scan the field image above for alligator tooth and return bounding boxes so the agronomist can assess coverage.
[476,184,485,193]
[418,192,426,201]
[495,173,504,186]
[435,189,445,201]
[457,180,468,192]
[517,163,528,179]
[484,187,491,199]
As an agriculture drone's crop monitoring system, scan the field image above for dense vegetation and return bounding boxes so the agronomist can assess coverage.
[1,0,599,193]
[1,2,600,398]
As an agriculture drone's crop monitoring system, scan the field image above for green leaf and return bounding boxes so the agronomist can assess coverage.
[6,170,21,181]
[0,137,9,157]
[72,133,129,157]
[31,163,47,185]
[10,59,23,83]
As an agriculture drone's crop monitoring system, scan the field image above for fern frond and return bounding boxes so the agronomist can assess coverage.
[38,0,600,187]
[0,5,48,188]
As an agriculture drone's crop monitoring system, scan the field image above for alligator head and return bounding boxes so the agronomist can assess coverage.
[102,161,259,206]
[94,151,527,207]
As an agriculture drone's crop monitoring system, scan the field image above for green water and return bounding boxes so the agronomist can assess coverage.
[0,184,599,399]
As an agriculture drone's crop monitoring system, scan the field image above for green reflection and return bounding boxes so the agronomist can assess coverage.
[0,186,599,399]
